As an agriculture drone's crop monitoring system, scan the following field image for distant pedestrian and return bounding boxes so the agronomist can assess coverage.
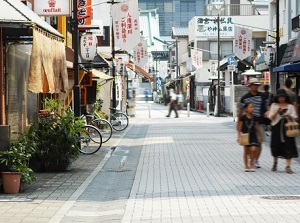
[166,89,179,118]
[237,103,262,172]
[177,90,184,110]
[284,78,298,118]
[237,78,267,169]
[144,88,149,102]
[268,89,298,174]
[262,84,274,128]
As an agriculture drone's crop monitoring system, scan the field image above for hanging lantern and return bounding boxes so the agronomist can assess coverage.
[80,32,97,61]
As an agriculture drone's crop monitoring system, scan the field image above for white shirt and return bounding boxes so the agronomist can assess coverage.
[170,92,177,101]
[268,103,297,126]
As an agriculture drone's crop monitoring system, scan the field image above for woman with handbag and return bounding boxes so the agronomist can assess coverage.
[268,89,298,174]
[237,103,262,172]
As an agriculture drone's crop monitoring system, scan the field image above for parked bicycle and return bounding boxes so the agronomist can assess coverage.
[85,114,113,143]
[109,108,129,131]
[83,108,129,139]
[78,124,103,155]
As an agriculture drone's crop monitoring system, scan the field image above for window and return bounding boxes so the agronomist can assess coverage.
[209,41,233,59]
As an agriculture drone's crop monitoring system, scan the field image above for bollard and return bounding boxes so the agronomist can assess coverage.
[207,103,210,117]
[187,103,190,117]
[233,102,237,122]
[148,103,151,118]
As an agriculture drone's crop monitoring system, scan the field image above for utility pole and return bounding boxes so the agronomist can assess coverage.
[73,0,80,117]
[216,14,221,117]
[108,0,117,109]
[275,0,280,90]
[175,37,179,90]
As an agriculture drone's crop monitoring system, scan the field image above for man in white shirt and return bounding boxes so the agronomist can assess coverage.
[166,89,179,118]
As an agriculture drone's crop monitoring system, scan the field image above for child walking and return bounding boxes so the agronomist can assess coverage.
[237,103,262,172]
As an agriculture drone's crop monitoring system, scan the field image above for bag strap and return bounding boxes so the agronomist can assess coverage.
[246,117,254,133]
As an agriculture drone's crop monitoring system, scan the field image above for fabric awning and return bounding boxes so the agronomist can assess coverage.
[0,0,68,94]
[28,28,68,93]
[0,0,63,38]
[92,69,114,86]
[272,63,300,73]
[125,63,154,82]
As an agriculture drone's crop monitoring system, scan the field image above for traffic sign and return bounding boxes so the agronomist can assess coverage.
[228,65,236,72]
[228,56,236,65]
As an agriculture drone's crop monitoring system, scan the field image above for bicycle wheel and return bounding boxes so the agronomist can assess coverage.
[91,118,113,143]
[78,125,102,155]
[110,112,129,131]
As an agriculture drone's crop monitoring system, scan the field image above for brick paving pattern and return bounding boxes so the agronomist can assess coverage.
[0,103,300,223]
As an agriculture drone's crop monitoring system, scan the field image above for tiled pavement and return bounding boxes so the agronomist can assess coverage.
[1,103,300,222]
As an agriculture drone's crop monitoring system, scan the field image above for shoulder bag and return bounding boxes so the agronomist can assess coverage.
[285,119,299,137]
[239,117,253,146]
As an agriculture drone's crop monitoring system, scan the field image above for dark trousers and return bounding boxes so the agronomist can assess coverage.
[167,102,178,117]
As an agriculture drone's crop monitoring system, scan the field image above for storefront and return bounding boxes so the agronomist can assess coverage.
[273,36,300,94]
[0,0,67,134]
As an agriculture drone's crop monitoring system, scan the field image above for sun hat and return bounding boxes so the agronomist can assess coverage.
[247,78,261,86]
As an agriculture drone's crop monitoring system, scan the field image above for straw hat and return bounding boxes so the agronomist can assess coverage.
[247,78,261,87]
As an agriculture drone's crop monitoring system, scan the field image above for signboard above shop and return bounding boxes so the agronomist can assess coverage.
[195,16,234,38]
[34,0,71,16]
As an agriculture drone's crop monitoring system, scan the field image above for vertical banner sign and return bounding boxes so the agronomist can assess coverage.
[80,33,97,61]
[78,0,92,26]
[191,49,203,70]
[112,0,140,52]
[234,26,252,61]
[133,39,148,67]
[263,46,275,65]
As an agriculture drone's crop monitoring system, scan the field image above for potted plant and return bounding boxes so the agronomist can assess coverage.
[30,110,84,172]
[40,98,64,115]
[0,132,37,193]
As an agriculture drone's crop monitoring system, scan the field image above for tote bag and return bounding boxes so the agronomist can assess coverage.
[285,119,299,137]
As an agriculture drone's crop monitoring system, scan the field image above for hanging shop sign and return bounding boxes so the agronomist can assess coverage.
[80,33,97,61]
[264,46,275,65]
[34,0,71,16]
[195,16,234,37]
[78,0,92,27]
[191,49,203,70]
[234,26,252,61]
[133,39,148,67]
[111,0,140,52]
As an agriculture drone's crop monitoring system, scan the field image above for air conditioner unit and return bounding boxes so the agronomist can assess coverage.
[292,15,300,31]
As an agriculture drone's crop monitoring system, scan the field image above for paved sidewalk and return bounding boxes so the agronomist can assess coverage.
[1,103,300,222]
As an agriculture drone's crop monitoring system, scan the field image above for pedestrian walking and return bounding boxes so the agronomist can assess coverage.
[144,88,149,102]
[177,90,184,110]
[262,84,274,130]
[284,78,298,118]
[268,89,298,174]
[237,103,262,172]
[166,88,179,118]
[237,77,267,169]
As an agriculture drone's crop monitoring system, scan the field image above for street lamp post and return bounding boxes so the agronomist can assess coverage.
[72,0,81,117]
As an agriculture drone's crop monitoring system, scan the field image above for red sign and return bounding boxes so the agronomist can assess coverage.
[78,0,92,26]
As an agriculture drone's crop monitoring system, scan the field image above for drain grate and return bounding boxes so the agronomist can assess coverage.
[105,169,131,173]
[260,196,300,200]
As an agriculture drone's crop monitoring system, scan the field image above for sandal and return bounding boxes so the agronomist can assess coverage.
[286,166,294,174]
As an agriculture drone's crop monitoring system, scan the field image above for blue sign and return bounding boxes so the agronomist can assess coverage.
[228,56,235,65]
